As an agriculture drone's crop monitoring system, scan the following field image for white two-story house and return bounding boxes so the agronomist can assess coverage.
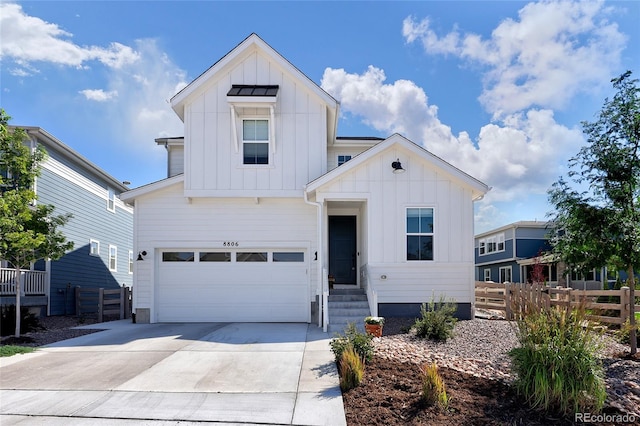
[121,34,489,326]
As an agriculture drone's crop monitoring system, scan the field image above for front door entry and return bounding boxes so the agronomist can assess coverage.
[329,216,357,285]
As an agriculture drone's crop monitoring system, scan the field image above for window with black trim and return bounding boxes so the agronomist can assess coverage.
[406,208,434,261]
[243,119,269,165]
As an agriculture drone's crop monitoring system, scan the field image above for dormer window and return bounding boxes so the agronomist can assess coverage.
[227,85,279,163]
[243,119,269,165]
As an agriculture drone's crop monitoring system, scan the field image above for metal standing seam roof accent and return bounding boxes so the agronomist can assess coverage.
[227,85,279,97]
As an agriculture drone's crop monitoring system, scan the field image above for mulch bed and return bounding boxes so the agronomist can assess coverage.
[342,357,629,426]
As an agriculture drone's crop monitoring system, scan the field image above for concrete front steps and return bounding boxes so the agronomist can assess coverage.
[327,288,371,335]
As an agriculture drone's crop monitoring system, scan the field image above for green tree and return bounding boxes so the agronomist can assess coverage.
[0,110,73,337]
[548,71,639,355]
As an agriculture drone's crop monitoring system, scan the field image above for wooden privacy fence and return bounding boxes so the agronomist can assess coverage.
[475,281,639,325]
[75,286,131,322]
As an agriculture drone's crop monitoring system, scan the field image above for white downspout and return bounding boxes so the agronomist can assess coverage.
[304,186,325,330]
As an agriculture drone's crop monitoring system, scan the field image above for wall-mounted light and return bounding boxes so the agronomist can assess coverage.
[392,158,405,174]
[137,250,147,261]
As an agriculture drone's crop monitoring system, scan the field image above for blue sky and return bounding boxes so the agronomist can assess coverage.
[1,1,638,233]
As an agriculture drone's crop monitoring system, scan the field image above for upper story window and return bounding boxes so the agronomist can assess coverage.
[338,155,352,166]
[90,239,100,256]
[107,188,116,212]
[128,250,134,274]
[479,233,505,256]
[108,245,117,272]
[242,119,269,165]
[406,207,434,261]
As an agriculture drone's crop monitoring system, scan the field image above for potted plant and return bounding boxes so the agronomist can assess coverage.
[364,316,384,337]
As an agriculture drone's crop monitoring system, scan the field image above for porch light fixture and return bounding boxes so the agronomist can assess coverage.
[137,251,147,261]
[392,159,405,174]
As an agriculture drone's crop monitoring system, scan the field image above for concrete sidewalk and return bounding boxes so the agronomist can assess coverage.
[0,321,346,425]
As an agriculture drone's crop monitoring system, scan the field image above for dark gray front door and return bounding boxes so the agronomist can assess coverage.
[329,216,357,284]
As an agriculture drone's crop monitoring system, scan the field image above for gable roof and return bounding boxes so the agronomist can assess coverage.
[12,126,130,193]
[306,133,489,200]
[171,33,339,123]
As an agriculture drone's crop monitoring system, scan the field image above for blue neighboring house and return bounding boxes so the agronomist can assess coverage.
[475,220,608,290]
[1,127,133,316]
[475,221,553,284]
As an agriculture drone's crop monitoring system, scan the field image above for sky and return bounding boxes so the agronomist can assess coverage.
[1,0,638,234]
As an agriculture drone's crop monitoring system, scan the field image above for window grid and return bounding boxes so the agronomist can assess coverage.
[242,119,269,165]
[406,207,434,261]
[499,266,512,283]
[484,269,491,282]
[479,233,505,256]
[337,155,352,166]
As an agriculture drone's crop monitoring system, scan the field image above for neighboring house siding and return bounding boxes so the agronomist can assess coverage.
[183,52,328,195]
[133,182,316,321]
[514,238,550,258]
[37,156,133,315]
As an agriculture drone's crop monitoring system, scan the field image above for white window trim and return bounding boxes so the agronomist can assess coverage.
[499,266,512,283]
[240,117,272,166]
[107,188,116,213]
[484,268,491,282]
[108,245,117,272]
[406,207,435,262]
[479,233,505,256]
[90,239,100,256]
[128,250,134,274]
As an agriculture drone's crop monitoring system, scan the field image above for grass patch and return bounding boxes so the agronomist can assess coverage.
[0,345,36,357]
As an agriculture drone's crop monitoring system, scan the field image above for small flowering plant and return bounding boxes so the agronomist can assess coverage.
[364,316,385,326]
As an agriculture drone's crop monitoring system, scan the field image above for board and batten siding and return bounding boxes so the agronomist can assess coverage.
[183,50,328,195]
[133,181,318,320]
[37,157,133,315]
[317,146,476,305]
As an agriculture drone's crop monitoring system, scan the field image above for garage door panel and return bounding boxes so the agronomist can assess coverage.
[157,249,308,322]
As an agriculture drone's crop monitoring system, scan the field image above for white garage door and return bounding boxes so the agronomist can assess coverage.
[157,249,309,322]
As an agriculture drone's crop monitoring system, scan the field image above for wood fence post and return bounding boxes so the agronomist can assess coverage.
[119,287,125,319]
[620,286,630,324]
[98,288,104,323]
[124,287,131,319]
[504,282,512,320]
[75,286,80,316]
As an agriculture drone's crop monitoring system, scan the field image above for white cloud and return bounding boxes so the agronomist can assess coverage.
[0,3,139,70]
[79,89,118,102]
[402,0,626,119]
[321,67,584,204]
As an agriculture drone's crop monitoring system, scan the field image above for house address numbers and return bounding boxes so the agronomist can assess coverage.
[223,241,239,247]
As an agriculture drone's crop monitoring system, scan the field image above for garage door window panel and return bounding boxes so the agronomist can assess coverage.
[237,252,267,262]
[200,252,231,262]
[162,252,195,262]
[273,252,304,262]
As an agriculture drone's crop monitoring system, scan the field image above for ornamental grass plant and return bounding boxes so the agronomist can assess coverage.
[508,303,606,416]
[420,362,448,409]
[339,344,365,391]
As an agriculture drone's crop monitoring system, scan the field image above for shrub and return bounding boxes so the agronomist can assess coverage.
[616,319,639,346]
[420,362,448,408]
[413,295,457,341]
[338,344,365,391]
[509,304,606,416]
[330,322,374,363]
[0,305,42,336]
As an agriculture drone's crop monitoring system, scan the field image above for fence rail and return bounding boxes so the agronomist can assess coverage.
[475,281,639,325]
[75,286,131,322]
[0,268,47,295]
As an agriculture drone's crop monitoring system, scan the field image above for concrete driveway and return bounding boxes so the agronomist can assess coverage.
[0,321,346,425]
